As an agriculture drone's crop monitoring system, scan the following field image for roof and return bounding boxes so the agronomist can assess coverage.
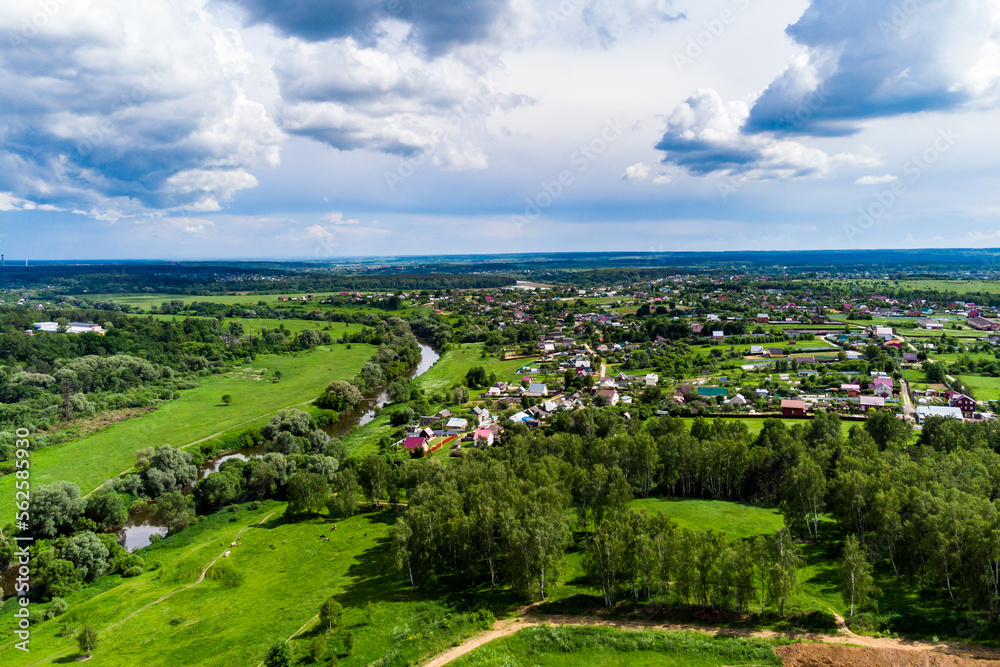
[403,436,427,450]
[697,387,728,397]
[781,399,807,410]
[860,396,885,407]
[916,406,964,420]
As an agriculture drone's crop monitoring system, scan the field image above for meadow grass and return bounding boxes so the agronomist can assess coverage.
[958,374,1000,400]
[629,498,785,541]
[415,343,536,396]
[450,625,783,667]
[0,501,495,666]
[0,345,373,519]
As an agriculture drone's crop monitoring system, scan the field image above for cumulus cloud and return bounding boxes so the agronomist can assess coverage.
[0,0,282,218]
[854,174,898,185]
[652,173,673,185]
[622,163,650,180]
[274,36,530,169]
[656,89,877,179]
[744,0,1000,136]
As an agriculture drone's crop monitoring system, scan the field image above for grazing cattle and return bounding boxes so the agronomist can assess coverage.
[320,535,326,539]
[224,550,231,557]
[282,540,286,544]
[270,544,275,549]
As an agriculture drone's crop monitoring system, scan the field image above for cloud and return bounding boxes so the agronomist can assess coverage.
[744,0,1000,136]
[304,223,336,244]
[274,36,532,169]
[231,0,514,58]
[322,212,360,225]
[854,174,898,185]
[0,0,282,218]
[653,173,673,185]
[656,89,878,179]
[622,162,650,180]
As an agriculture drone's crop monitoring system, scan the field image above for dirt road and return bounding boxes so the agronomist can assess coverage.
[421,610,1000,667]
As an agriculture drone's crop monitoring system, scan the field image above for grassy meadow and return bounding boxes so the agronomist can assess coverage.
[0,501,495,666]
[0,344,373,519]
[451,625,783,667]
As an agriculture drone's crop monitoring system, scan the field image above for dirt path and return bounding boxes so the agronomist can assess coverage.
[420,609,1000,667]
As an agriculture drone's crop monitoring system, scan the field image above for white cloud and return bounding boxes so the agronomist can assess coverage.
[322,212,360,225]
[0,0,282,218]
[622,162,650,181]
[656,89,879,179]
[854,174,898,185]
[653,173,673,185]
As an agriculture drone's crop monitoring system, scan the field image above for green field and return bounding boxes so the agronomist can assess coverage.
[630,498,785,541]
[958,374,1000,400]
[415,343,538,396]
[0,502,491,666]
[0,344,373,519]
[143,314,368,338]
[451,625,782,667]
[86,292,327,308]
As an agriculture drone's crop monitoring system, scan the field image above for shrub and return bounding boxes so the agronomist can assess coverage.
[122,566,143,578]
[44,597,68,619]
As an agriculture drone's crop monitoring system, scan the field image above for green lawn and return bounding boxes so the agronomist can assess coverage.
[677,418,855,438]
[0,345,373,519]
[0,502,493,666]
[630,498,785,541]
[86,292,328,308]
[143,314,369,338]
[451,626,782,667]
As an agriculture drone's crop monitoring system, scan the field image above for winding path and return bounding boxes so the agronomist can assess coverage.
[103,511,277,631]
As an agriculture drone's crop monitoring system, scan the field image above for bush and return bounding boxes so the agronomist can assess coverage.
[44,597,68,619]
[264,641,292,667]
[122,565,143,578]
[149,561,161,571]
[473,608,495,630]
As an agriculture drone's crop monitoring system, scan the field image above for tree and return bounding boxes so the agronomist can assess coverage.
[30,481,85,537]
[287,472,330,515]
[77,624,98,657]
[221,394,233,406]
[264,641,292,667]
[309,635,327,663]
[60,531,110,582]
[453,385,470,404]
[838,535,877,622]
[359,455,389,506]
[343,631,355,655]
[84,487,128,532]
[780,456,827,538]
[319,597,343,631]
[465,366,488,389]
[196,472,242,512]
[865,409,912,450]
[154,491,195,530]
[316,381,364,411]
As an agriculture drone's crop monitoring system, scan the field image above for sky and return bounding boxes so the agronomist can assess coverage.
[1,0,999,260]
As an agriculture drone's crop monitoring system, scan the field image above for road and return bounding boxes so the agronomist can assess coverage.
[420,609,1000,666]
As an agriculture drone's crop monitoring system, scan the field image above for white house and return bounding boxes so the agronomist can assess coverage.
[644,373,659,387]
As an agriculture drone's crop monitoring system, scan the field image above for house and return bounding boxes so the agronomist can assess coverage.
[902,352,920,363]
[860,396,885,409]
[596,388,620,406]
[472,428,495,446]
[841,383,862,397]
[750,345,764,355]
[526,382,548,397]
[874,327,894,341]
[872,384,893,398]
[403,436,429,455]
[486,386,502,397]
[766,348,786,358]
[470,406,491,424]
[917,318,943,330]
[757,313,770,323]
[781,399,808,417]
[755,388,770,397]
[726,393,747,406]
[949,393,977,416]
[712,331,725,339]
[915,405,964,423]
[445,417,469,431]
[690,323,704,334]
[644,373,659,387]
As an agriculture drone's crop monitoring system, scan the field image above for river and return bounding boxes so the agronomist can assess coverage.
[115,341,440,551]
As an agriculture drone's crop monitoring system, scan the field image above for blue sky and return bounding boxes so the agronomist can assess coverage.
[1,0,999,260]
